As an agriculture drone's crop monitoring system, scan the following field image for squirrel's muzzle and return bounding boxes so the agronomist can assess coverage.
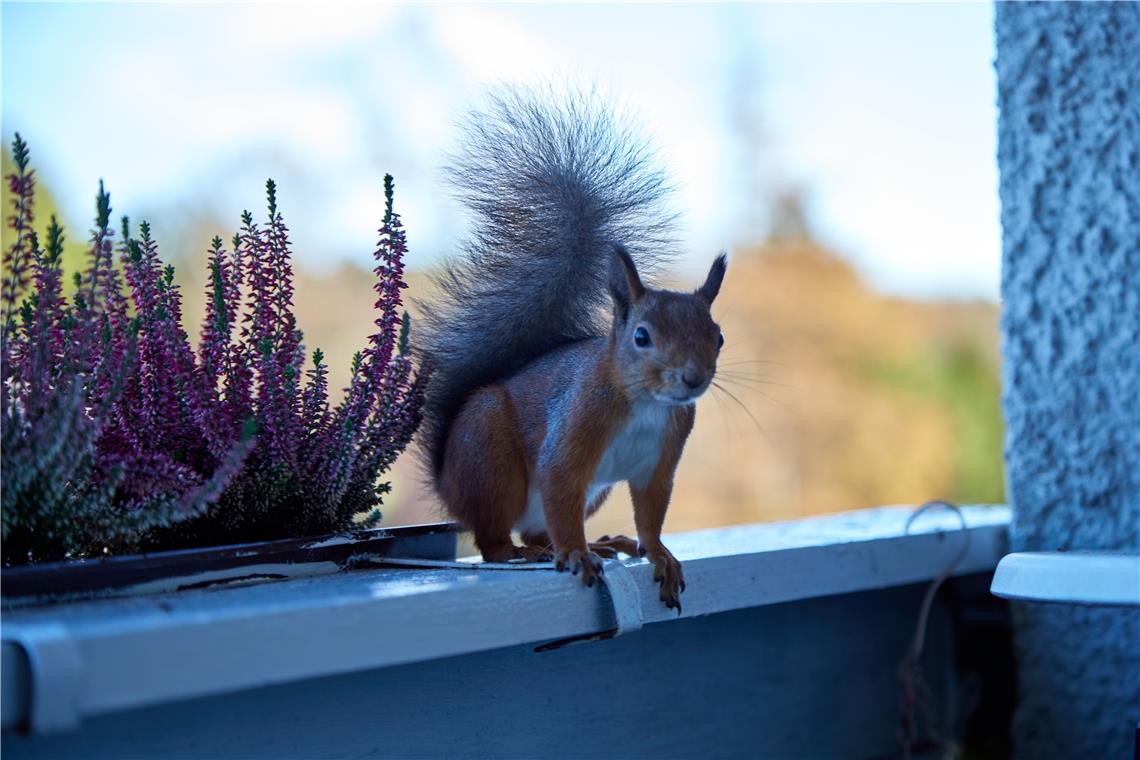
[682,370,706,390]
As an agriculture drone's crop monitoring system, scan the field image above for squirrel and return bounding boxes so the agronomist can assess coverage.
[417,87,726,612]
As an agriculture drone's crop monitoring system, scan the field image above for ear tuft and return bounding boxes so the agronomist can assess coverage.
[696,253,727,305]
[609,243,645,319]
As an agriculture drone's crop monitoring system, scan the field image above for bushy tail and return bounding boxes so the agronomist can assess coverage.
[417,85,677,480]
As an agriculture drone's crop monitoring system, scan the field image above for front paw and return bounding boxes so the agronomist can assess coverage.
[648,548,685,613]
[554,548,604,588]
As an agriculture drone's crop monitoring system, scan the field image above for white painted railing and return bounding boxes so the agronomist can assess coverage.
[2,504,1009,741]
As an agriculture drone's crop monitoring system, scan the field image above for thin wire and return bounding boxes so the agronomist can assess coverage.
[898,499,971,760]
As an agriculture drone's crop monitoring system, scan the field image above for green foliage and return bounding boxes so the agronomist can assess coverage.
[859,341,1006,503]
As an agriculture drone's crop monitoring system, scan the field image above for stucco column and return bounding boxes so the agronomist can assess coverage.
[994,3,1139,757]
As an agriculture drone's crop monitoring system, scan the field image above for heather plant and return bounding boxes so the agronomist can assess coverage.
[1,134,423,564]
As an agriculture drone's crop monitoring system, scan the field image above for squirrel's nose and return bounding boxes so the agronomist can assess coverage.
[682,370,705,390]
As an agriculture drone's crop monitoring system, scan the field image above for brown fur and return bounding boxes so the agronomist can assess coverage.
[437,251,726,609]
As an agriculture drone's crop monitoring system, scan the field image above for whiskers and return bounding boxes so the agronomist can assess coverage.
[710,378,772,441]
[715,368,795,391]
[704,352,795,441]
[620,358,791,444]
[714,357,793,407]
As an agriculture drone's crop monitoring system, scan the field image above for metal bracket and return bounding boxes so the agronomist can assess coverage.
[4,623,84,734]
[600,559,644,636]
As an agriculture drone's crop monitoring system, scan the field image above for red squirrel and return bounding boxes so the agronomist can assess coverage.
[417,87,726,612]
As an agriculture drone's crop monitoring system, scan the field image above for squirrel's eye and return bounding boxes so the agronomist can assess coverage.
[634,326,651,348]
[717,331,725,350]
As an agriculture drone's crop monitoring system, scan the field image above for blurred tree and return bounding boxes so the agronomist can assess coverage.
[768,188,813,244]
[722,6,774,247]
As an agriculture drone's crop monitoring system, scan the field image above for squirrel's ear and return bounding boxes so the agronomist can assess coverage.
[610,244,645,319]
[696,253,727,305]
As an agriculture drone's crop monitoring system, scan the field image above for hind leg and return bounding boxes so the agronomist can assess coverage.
[589,534,642,558]
[580,487,639,557]
[520,531,554,561]
[439,386,528,563]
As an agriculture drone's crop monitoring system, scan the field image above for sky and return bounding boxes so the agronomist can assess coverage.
[2,2,1001,300]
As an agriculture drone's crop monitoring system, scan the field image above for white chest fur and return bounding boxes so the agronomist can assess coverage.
[591,402,671,491]
[514,402,674,535]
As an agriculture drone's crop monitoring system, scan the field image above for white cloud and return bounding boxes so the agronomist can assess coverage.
[429,6,559,85]
[217,3,398,59]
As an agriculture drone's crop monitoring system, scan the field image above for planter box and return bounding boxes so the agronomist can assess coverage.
[1,523,458,608]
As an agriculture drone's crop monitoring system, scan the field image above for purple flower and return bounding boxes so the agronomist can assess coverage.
[2,137,424,563]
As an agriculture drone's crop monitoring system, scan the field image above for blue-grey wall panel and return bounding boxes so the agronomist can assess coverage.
[2,585,961,760]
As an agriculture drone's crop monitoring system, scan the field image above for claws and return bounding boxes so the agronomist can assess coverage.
[550,541,683,607]
[554,548,604,588]
[647,547,685,613]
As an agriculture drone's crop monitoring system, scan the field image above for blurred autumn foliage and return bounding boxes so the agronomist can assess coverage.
[6,148,1004,539]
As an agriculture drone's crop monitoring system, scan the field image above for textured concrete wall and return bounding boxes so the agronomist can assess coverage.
[995,3,1140,758]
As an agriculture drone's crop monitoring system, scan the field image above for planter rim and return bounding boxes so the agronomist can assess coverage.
[1,522,458,606]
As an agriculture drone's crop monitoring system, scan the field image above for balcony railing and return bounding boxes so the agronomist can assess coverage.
[2,505,1012,759]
